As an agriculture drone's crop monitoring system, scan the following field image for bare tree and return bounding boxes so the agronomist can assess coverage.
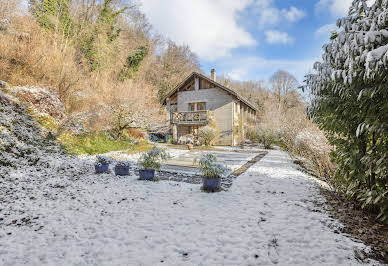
[270,70,299,108]
[148,40,200,102]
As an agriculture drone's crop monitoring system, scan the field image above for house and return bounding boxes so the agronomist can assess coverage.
[162,69,258,146]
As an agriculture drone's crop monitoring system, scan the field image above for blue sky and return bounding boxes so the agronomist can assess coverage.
[138,0,356,83]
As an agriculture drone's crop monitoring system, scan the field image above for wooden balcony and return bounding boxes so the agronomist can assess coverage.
[172,110,211,125]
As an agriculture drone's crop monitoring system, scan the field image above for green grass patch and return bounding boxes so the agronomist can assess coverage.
[59,131,151,155]
[27,106,59,132]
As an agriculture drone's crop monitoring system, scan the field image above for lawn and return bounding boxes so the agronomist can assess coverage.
[59,131,152,155]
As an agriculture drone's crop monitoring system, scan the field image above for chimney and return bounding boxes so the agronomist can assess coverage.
[211,68,216,82]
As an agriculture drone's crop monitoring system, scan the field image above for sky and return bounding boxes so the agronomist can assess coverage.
[137,0,358,83]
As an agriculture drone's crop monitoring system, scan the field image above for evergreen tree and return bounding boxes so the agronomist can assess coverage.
[305,0,388,222]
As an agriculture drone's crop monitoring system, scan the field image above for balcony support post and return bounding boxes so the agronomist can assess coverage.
[172,124,178,144]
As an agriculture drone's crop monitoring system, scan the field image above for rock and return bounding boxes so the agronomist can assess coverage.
[8,86,65,119]
[0,80,9,89]
[17,32,30,41]
[0,91,12,105]
[0,18,10,31]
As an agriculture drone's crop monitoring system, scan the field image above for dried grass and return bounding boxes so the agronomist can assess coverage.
[0,6,164,132]
[255,90,334,179]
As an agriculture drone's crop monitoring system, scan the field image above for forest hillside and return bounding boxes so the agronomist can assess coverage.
[1,0,200,132]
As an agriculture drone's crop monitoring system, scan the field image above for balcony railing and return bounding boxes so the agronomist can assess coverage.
[172,110,211,124]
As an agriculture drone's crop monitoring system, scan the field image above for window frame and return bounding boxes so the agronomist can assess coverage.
[188,102,207,111]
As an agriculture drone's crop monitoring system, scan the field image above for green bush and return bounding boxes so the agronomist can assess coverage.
[137,146,169,170]
[304,0,388,223]
[246,127,260,143]
[198,154,229,178]
[249,127,275,149]
[259,129,275,149]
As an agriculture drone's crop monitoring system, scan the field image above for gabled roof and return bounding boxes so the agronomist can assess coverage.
[162,72,259,112]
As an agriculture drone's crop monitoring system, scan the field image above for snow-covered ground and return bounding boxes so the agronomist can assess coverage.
[0,150,378,265]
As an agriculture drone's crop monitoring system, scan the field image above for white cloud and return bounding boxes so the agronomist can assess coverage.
[255,0,306,27]
[315,0,352,17]
[315,23,337,38]
[258,7,280,27]
[218,55,317,82]
[227,69,247,80]
[138,0,256,61]
[265,30,294,45]
[283,6,306,22]
[315,0,375,18]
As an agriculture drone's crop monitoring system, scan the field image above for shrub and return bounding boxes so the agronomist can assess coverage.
[198,154,229,178]
[138,146,169,170]
[246,127,260,143]
[293,129,333,178]
[257,128,276,149]
[127,128,145,139]
[95,155,112,166]
[304,0,388,223]
[199,126,218,146]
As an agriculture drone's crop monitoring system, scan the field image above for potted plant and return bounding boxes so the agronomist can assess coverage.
[138,146,169,180]
[198,154,229,192]
[114,161,131,176]
[95,155,111,173]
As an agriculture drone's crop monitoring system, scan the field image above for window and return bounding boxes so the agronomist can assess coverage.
[189,103,196,111]
[188,102,206,111]
[197,102,206,110]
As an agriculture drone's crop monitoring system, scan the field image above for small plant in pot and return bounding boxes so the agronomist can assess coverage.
[114,161,131,176]
[138,146,170,181]
[198,154,229,192]
[95,155,112,174]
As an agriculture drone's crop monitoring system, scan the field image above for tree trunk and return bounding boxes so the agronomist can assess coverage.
[370,132,376,188]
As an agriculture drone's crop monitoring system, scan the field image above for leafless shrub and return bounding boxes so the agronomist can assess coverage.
[226,70,334,179]
[199,126,218,146]
[293,128,333,178]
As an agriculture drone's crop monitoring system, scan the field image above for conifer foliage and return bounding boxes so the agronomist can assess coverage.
[305,0,388,222]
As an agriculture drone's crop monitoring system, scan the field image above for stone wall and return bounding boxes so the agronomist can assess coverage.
[177,86,233,145]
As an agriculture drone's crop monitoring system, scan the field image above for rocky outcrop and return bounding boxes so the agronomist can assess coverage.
[0,80,9,89]
[7,86,65,120]
[0,18,10,32]
[0,92,60,168]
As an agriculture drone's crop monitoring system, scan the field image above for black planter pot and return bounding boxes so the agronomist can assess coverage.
[95,164,109,173]
[115,166,130,176]
[139,169,155,180]
[202,177,221,192]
